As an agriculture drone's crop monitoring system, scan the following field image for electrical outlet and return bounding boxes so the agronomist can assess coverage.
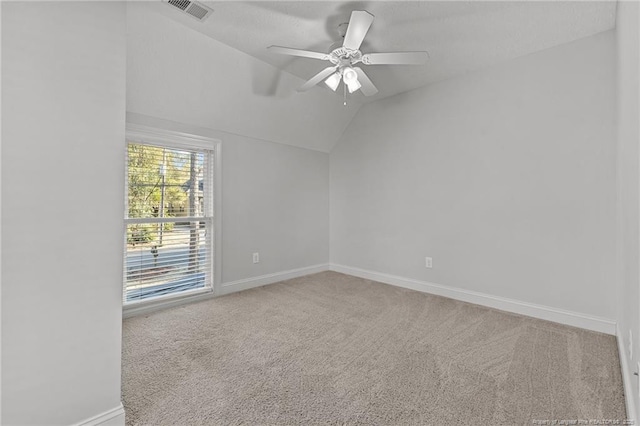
[425,257,433,268]
[630,330,634,360]
[252,252,260,264]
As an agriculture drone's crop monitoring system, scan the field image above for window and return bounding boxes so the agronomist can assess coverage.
[123,132,217,306]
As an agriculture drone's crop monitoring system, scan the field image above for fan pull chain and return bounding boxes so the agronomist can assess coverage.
[343,83,347,106]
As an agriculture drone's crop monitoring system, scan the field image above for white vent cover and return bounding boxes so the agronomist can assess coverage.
[165,0,213,22]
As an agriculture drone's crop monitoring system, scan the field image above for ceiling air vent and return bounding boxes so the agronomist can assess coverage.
[165,0,213,22]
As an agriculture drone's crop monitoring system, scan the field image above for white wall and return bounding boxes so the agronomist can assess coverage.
[2,2,126,425]
[127,113,330,284]
[126,3,359,154]
[615,1,640,421]
[331,31,617,321]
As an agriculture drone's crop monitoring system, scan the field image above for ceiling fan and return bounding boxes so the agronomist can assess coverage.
[267,10,429,101]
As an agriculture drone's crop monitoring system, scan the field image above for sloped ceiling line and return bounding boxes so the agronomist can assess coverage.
[129,1,616,152]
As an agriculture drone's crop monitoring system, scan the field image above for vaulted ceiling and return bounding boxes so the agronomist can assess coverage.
[154,1,616,103]
[128,1,617,152]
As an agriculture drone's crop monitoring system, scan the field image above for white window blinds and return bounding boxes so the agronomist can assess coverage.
[124,142,214,304]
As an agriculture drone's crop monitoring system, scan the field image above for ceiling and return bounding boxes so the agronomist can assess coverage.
[127,2,362,152]
[153,1,617,103]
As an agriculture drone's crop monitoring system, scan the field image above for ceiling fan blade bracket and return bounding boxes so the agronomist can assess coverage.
[361,52,429,65]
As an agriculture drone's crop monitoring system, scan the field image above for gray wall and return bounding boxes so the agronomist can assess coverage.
[127,113,330,284]
[331,31,617,320]
[615,1,640,421]
[2,2,126,424]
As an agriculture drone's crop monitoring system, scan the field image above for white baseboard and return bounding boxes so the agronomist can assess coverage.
[330,264,616,335]
[220,263,329,295]
[617,324,638,423]
[73,403,125,426]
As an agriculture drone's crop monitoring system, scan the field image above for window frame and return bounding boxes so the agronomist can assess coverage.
[123,124,222,317]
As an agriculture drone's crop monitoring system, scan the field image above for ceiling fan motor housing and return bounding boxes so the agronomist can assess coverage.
[329,47,362,66]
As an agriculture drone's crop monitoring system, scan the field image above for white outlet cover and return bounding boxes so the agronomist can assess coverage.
[425,257,433,268]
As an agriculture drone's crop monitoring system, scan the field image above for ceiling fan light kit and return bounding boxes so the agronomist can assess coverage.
[267,10,429,104]
[342,67,358,84]
[337,67,361,94]
[324,72,342,91]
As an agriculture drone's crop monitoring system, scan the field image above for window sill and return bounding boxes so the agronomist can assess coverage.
[123,286,214,318]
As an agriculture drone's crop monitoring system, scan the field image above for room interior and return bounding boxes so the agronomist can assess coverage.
[2,0,640,424]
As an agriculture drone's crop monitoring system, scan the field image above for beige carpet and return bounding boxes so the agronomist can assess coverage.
[122,271,626,425]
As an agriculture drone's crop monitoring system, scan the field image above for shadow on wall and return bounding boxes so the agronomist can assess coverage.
[251,61,284,97]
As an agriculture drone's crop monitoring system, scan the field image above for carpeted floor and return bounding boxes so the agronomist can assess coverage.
[122,271,626,425]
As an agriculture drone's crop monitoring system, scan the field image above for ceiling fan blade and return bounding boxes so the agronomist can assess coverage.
[298,66,339,92]
[362,51,429,65]
[354,67,378,96]
[267,45,330,61]
[343,11,374,51]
